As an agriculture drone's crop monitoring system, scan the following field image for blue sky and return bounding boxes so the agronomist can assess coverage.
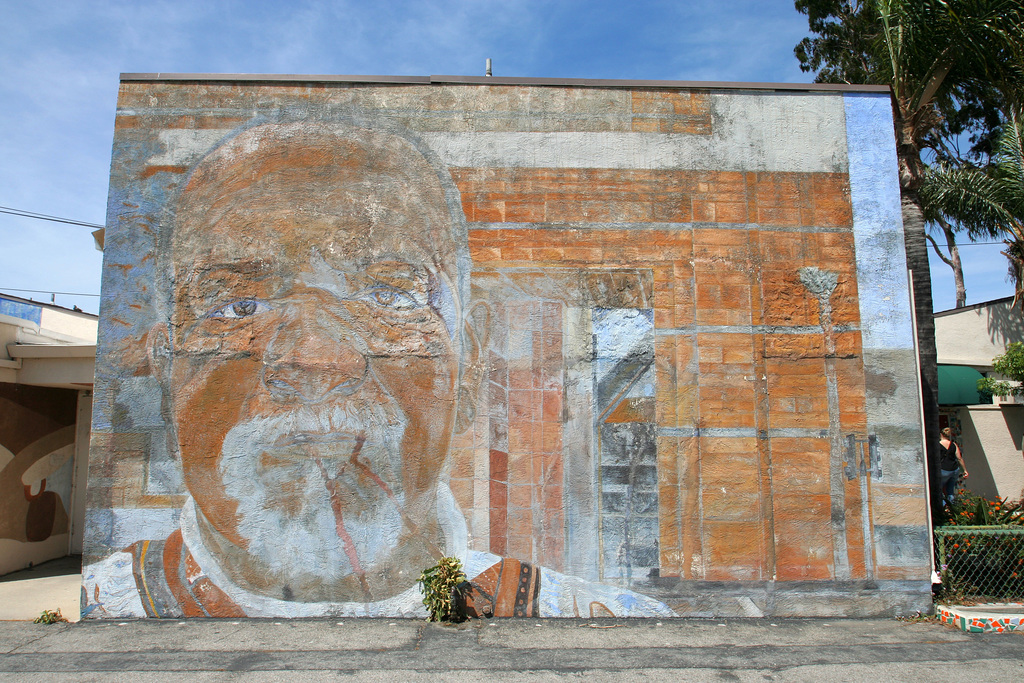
[0,0,1010,315]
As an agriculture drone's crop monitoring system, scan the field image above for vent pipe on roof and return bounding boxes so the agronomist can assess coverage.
[485,58,492,77]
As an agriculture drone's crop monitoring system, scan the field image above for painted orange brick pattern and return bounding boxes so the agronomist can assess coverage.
[631,91,712,134]
[452,168,852,228]
[118,84,712,135]
[465,162,875,583]
[500,301,565,569]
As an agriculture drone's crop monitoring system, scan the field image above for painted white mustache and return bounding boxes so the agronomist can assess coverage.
[227,398,408,475]
[216,395,410,585]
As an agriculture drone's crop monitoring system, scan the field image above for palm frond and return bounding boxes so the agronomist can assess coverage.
[999,111,1024,202]
[922,165,1015,237]
[875,0,1024,118]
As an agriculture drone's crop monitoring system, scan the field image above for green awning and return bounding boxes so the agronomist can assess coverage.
[938,365,986,405]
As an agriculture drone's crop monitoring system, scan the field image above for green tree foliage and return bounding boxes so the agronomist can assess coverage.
[795,0,1024,517]
[795,1,1023,165]
[977,341,1024,398]
[923,110,1024,306]
[794,0,877,85]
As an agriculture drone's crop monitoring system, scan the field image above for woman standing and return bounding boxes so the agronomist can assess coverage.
[938,427,969,505]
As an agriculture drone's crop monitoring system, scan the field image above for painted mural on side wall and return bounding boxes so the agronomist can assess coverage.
[1,383,78,574]
[84,79,931,618]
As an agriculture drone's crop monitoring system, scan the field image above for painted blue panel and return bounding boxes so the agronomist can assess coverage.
[592,308,658,584]
[0,296,42,325]
[844,93,915,351]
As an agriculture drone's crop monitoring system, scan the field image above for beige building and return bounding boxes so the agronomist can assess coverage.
[0,293,96,575]
[935,296,1024,502]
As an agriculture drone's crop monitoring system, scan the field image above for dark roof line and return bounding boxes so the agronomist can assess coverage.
[934,295,1017,317]
[119,72,890,93]
[0,291,98,319]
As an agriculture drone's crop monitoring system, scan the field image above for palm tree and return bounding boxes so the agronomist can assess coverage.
[922,110,1024,307]
[796,0,1024,515]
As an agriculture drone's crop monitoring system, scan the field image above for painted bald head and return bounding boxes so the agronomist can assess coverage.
[157,122,476,603]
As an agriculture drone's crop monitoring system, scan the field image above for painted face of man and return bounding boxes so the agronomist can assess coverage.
[161,124,468,602]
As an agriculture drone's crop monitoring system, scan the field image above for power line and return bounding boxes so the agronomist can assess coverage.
[0,287,100,297]
[0,203,1016,245]
[1,202,1015,251]
[0,205,104,229]
[939,242,1006,247]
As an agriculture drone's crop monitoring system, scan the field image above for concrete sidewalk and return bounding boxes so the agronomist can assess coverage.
[0,556,81,623]
[1,616,1022,680]
[2,562,1022,679]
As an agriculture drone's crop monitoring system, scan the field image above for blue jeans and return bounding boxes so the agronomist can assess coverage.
[939,468,961,505]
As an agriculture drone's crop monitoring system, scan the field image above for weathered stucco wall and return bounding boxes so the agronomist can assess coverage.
[935,297,1024,368]
[84,78,930,618]
[950,405,1024,501]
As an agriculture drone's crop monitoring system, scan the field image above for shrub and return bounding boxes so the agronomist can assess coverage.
[417,556,469,622]
[945,490,1024,527]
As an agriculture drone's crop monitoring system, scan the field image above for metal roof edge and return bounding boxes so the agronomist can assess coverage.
[120,73,432,84]
[119,72,890,93]
[429,75,888,92]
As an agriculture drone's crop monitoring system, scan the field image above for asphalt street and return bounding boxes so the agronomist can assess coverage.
[1,616,1022,681]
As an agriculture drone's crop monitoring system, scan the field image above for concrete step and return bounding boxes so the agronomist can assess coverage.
[937,603,1024,632]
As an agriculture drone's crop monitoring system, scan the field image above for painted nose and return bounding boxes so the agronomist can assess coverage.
[263,304,368,402]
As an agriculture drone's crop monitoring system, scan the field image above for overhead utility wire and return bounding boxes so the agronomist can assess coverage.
[0,287,100,297]
[0,205,104,229]
[0,205,1015,244]
[937,241,1008,246]
[0,204,1013,248]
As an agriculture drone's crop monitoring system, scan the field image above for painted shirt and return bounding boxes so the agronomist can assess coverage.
[83,495,674,619]
[82,535,675,619]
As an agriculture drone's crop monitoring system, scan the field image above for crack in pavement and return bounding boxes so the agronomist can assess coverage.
[3,624,73,656]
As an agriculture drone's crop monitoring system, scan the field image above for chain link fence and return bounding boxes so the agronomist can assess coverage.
[934,526,1024,603]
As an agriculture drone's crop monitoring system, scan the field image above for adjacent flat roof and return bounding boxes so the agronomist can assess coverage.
[934,295,1016,318]
[0,292,98,319]
[120,73,890,93]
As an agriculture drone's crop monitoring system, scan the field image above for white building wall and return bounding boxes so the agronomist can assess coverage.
[935,298,1024,502]
[956,405,1024,501]
[38,308,98,344]
[935,297,1023,367]
[0,295,96,574]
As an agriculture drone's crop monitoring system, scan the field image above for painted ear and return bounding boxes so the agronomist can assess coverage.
[146,322,172,381]
[455,301,490,435]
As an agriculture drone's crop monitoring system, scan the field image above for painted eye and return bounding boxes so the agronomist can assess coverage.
[363,286,420,310]
[206,300,270,319]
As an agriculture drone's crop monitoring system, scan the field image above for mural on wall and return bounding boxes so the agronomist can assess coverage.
[1,384,78,566]
[84,80,931,618]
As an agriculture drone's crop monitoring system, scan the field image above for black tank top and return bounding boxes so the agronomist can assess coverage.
[939,442,959,470]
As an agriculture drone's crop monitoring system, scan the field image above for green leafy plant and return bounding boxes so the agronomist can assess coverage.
[946,489,1024,527]
[977,342,1024,399]
[33,609,68,624]
[417,556,468,622]
[895,610,937,623]
[938,491,1024,602]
